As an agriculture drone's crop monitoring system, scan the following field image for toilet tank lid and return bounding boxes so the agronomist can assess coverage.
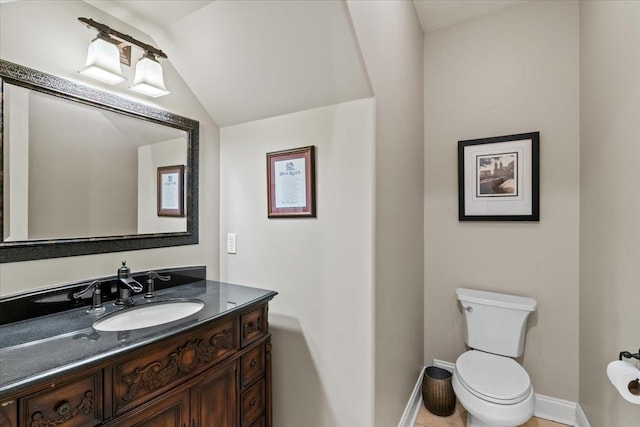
[456,288,537,311]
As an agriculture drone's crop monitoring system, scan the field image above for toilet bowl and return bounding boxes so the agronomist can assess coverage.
[454,288,537,427]
[453,350,534,427]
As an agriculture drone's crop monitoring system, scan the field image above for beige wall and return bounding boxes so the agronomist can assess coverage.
[221,4,425,426]
[346,2,425,426]
[220,99,375,427]
[0,1,220,295]
[579,2,640,425]
[424,0,580,402]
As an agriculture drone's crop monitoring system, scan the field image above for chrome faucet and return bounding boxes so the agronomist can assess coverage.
[115,261,143,306]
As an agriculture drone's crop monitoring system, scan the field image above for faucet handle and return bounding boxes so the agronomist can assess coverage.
[73,280,104,313]
[144,271,171,299]
[147,271,171,281]
[73,280,102,299]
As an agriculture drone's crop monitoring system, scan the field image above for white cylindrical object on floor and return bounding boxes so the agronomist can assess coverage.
[607,360,640,404]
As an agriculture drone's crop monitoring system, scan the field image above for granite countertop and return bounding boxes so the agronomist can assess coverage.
[0,280,277,397]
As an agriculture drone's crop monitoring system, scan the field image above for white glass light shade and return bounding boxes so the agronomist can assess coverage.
[79,34,126,85]
[130,54,170,97]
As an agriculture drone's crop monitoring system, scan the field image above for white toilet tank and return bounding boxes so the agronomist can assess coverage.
[457,288,537,358]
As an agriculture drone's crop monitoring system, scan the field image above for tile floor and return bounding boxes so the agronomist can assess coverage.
[414,402,570,427]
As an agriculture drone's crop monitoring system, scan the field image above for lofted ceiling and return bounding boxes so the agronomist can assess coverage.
[412,0,526,33]
[87,0,525,127]
[85,1,213,30]
[88,0,372,127]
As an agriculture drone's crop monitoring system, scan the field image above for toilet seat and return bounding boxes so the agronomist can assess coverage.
[455,351,531,405]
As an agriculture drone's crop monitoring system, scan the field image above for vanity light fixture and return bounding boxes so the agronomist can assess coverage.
[130,51,170,97]
[79,32,126,84]
[78,17,170,97]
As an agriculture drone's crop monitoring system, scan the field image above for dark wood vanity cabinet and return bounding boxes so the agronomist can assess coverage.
[2,302,272,427]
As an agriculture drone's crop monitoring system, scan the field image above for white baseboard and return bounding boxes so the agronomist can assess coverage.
[426,361,591,427]
[534,394,576,425]
[574,403,591,427]
[433,359,455,372]
[397,366,426,427]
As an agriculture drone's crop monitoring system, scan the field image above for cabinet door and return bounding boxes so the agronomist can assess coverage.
[106,388,189,427]
[190,363,237,427]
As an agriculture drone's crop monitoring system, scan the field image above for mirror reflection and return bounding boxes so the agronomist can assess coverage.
[3,83,188,242]
[0,59,199,263]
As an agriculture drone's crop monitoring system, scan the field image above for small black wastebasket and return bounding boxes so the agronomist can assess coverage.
[421,366,456,417]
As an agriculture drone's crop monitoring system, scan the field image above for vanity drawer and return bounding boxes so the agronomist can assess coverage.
[241,306,266,347]
[240,378,265,427]
[241,343,265,388]
[112,319,236,416]
[20,371,102,427]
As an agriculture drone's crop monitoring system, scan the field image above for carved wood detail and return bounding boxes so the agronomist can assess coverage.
[0,412,11,427]
[121,328,233,401]
[29,391,93,427]
[243,317,262,338]
[265,337,272,359]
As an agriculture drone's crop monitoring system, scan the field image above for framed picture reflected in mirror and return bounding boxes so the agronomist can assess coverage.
[158,165,185,217]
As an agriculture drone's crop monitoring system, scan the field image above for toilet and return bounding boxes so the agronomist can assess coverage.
[452,288,537,427]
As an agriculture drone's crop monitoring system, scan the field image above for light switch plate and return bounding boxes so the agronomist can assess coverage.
[226,233,237,254]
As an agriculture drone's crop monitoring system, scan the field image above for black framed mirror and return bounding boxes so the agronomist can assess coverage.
[0,59,199,263]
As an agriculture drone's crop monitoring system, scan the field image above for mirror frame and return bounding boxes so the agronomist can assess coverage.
[0,59,199,263]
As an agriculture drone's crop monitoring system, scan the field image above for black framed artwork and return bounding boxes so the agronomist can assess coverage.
[458,132,539,221]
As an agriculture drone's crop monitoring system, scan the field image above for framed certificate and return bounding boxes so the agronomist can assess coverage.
[157,165,185,217]
[266,146,316,218]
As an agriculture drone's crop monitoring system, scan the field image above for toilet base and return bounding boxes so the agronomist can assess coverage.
[464,408,533,427]
[453,369,534,427]
[466,412,507,427]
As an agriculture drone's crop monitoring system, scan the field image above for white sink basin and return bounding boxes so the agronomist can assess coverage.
[93,299,205,331]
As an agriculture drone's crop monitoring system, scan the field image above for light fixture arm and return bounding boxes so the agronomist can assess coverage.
[78,17,167,60]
